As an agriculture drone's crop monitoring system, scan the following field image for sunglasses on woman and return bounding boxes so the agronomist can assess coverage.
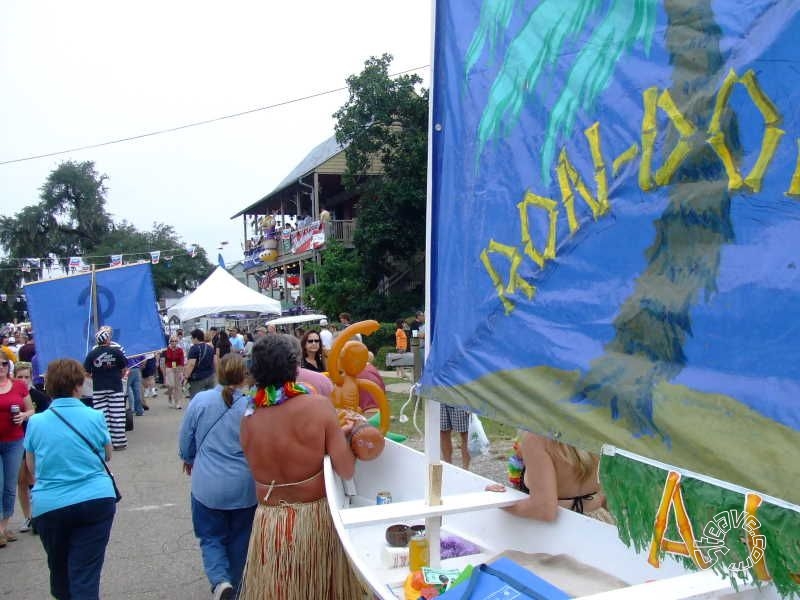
[306,339,321,344]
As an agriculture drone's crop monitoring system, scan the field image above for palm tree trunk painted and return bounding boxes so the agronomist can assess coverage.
[579,0,737,439]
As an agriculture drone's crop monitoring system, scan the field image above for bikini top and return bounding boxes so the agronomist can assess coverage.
[255,469,323,503]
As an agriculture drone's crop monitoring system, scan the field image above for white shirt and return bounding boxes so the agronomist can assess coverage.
[320,328,333,350]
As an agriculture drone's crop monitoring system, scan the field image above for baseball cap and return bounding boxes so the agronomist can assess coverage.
[320,318,328,325]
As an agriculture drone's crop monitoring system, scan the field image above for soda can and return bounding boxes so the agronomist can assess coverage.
[376,491,392,505]
[10,404,20,424]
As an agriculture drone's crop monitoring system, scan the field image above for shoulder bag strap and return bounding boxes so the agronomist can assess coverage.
[195,393,243,451]
[49,407,114,480]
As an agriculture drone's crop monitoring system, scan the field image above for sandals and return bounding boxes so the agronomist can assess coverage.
[0,533,6,547]
[3,531,17,542]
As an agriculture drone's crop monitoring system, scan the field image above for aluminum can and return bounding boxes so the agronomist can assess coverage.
[10,404,20,424]
[376,491,392,505]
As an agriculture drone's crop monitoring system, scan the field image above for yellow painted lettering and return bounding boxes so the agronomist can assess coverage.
[707,69,784,192]
[480,240,535,315]
[653,90,698,187]
[648,471,712,570]
[639,87,658,191]
[613,144,639,177]
[556,147,609,236]
[743,493,771,581]
[787,139,800,198]
[518,191,558,268]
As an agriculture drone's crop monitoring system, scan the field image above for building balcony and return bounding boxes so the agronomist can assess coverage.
[242,219,355,272]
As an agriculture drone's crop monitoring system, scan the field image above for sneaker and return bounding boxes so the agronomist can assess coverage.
[19,519,31,533]
[212,581,234,600]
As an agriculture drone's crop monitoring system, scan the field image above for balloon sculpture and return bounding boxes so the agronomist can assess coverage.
[327,320,390,460]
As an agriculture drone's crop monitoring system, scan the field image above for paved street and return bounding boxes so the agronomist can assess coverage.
[0,391,211,599]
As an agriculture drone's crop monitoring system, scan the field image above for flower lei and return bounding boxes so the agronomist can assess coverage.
[248,381,309,409]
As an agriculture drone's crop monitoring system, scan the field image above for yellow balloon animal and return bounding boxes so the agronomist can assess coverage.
[328,320,391,436]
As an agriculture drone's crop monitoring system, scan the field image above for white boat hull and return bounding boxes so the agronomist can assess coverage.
[325,440,779,599]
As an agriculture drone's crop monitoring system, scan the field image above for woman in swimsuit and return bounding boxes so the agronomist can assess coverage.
[238,334,364,600]
[495,431,613,523]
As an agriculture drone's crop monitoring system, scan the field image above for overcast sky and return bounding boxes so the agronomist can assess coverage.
[0,1,432,267]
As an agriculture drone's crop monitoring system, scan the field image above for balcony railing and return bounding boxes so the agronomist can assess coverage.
[242,219,355,271]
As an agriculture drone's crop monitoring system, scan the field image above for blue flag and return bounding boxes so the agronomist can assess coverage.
[24,262,164,368]
[425,0,800,505]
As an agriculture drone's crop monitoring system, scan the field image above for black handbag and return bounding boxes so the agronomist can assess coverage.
[49,407,122,503]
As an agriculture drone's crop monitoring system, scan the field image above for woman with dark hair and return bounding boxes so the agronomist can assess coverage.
[299,330,325,373]
[242,332,255,371]
[0,354,34,545]
[184,329,216,401]
[25,358,116,599]
[179,353,256,600]
[214,331,232,361]
[238,334,363,599]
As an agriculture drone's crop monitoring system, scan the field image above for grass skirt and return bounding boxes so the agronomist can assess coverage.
[239,497,366,600]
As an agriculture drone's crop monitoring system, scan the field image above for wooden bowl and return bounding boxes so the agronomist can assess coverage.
[385,524,411,547]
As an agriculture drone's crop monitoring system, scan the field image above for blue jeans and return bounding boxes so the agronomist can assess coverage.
[0,438,24,519]
[34,497,116,600]
[127,367,143,415]
[191,495,255,590]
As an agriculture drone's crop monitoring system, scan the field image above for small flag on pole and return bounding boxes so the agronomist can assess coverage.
[150,251,161,264]
[218,253,226,269]
[68,257,81,269]
[110,254,123,267]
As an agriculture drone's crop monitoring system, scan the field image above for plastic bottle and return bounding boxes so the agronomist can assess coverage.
[408,529,430,572]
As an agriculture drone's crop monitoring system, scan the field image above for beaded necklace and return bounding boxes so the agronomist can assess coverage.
[249,381,309,409]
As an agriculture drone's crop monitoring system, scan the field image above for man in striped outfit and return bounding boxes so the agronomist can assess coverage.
[83,326,129,450]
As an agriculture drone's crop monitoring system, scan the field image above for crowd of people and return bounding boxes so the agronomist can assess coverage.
[0,313,612,599]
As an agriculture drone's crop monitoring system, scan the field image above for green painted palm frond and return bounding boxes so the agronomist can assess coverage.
[476,0,600,157]
[541,0,656,184]
[465,0,517,75]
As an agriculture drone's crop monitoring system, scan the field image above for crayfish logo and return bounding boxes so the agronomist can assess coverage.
[694,510,766,573]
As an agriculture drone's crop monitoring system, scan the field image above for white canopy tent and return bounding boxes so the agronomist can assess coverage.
[167,267,282,322]
[265,314,327,326]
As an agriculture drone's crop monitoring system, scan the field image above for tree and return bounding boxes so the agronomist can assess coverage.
[333,54,428,292]
[305,240,368,318]
[0,161,212,310]
[0,160,112,271]
[90,222,212,294]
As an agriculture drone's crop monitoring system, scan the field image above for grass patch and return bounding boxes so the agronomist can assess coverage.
[384,389,517,443]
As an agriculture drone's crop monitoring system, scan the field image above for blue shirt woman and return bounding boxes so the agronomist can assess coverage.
[178,355,256,598]
[24,358,116,600]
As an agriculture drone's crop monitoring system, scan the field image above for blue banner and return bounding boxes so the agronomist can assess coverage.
[425,0,800,504]
[24,263,164,370]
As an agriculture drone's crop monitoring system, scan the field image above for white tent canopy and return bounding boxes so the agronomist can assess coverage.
[167,267,281,322]
[265,314,327,326]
